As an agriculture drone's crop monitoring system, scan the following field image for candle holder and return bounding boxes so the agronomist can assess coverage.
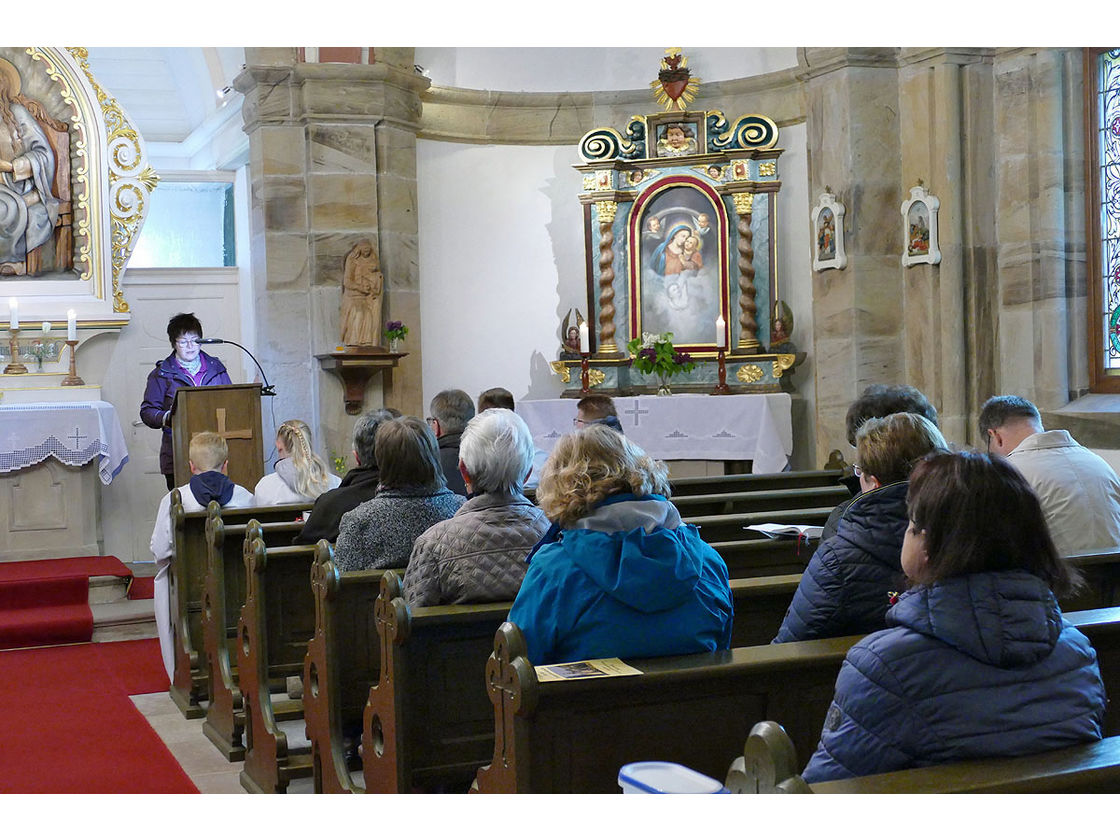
[4,328,28,374]
[579,353,592,396]
[710,348,731,395]
[61,339,84,386]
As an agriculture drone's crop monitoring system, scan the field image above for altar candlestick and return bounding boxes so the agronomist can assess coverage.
[67,309,77,342]
[716,315,726,349]
[8,298,17,330]
[579,322,589,354]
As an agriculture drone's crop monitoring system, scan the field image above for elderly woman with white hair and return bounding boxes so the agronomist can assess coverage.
[402,408,550,608]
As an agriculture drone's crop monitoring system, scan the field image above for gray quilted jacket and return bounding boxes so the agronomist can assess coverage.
[402,490,550,608]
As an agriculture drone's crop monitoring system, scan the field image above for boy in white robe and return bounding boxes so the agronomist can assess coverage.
[148,431,254,680]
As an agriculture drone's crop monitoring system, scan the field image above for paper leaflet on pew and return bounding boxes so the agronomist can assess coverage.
[536,658,643,682]
[745,523,824,540]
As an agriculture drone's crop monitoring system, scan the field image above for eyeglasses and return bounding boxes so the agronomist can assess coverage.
[426,416,437,426]
[572,417,588,427]
[175,337,200,347]
[852,463,863,477]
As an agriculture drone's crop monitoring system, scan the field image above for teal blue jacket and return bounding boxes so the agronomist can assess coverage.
[507,494,734,666]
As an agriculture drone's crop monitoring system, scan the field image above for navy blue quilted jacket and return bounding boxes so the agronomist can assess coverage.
[772,481,909,643]
[802,570,1106,783]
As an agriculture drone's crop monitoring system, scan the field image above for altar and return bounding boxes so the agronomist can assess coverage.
[517,393,792,475]
[0,401,129,561]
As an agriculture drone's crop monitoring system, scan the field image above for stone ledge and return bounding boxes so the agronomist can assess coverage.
[1044,394,1120,450]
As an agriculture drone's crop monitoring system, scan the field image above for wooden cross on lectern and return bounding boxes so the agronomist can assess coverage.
[215,408,253,440]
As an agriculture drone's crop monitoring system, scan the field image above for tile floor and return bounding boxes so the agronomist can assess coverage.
[132,691,314,794]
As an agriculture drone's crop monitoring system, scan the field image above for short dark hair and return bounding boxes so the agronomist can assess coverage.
[977,395,1042,441]
[374,416,445,491]
[167,313,203,347]
[576,395,619,421]
[906,451,1079,597]
[844,384,938,447]
[856,413,948,485]
[478,387,515,412]
[430,389,475,436]
[352,407,401,467]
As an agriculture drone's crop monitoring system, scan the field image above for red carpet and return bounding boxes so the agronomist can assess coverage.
[0,638,196,793]
[0,556,144,649]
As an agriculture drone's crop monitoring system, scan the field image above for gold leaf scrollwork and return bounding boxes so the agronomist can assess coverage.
[549,361,572,384]
[596,201,618,224]
[775,353,796,372]
[733,192,755,215]
[736,364,764,384]
[588,368,606,388]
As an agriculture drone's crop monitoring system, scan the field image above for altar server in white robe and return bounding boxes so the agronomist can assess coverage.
[149,431,253,680]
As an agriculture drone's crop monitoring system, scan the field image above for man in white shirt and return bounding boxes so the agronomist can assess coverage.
[979,395,1120,557]
[148,431,254,680]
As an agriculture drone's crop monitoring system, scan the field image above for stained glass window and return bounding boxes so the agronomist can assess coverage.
[1097,50,1120,370]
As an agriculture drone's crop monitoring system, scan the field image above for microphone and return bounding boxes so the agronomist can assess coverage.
[198,338,276,396]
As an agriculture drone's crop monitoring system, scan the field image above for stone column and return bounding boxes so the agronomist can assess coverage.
[235,49,430,462]
[801,48,905,464]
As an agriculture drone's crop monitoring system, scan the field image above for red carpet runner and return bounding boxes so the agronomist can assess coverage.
[0,638,197,793]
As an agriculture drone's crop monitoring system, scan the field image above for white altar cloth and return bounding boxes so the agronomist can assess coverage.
[517,393,793,474]
[0,401,129,484]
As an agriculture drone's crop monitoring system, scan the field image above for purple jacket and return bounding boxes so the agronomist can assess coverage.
[140,350,231,474]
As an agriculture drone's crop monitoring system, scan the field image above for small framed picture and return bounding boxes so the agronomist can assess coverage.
[650,116,702,158]
[811,190,847,271]
[901,183,941,267]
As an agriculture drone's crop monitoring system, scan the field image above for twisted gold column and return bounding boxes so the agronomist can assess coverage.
[734,192,760,351]
[596,201,619,354]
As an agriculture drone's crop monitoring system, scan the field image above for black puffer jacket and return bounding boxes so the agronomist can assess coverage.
[772,481,909,643]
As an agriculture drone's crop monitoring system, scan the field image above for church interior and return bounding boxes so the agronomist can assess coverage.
[2,34,1120,806]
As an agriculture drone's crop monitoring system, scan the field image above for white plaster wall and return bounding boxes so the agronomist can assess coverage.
[416,48,798,92]
[417,141,585,408]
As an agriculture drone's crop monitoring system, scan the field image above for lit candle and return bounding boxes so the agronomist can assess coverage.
[716,315,726,349]
[8,297,17,330]
[42,321,51,334]
[578,322,589,354]
[67,309,77,342]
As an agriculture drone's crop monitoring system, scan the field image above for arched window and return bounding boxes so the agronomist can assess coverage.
[1087,48,1120,392]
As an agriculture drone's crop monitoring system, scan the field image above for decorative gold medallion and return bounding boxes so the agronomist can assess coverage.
[736,364,764,384]
[759,162,777,178]
[588,368,606,387]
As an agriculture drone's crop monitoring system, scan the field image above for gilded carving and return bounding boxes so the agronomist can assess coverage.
[733,192,755,215]
[549,360,572,384]
[759,161,776,177]
[588,368,606,387]
[774,353,796,372]
[736,364,764,384]
[596,201,618,224]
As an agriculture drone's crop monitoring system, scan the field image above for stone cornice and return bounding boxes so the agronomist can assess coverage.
[796,47,900,80]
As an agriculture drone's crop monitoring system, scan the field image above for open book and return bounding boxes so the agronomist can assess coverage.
[745,523,824,540]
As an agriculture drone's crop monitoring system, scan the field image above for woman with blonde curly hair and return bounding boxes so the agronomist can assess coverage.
[253,419,340,505]
[508,424,733,665]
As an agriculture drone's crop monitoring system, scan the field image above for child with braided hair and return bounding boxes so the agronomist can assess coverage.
[253,419,341,505]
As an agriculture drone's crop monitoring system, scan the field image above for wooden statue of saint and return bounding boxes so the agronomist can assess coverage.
[340,239,384,347]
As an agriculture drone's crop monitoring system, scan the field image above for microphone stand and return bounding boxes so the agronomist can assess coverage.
[198,338,276,396]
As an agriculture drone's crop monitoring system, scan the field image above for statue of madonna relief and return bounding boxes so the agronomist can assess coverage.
[340,238,384,347]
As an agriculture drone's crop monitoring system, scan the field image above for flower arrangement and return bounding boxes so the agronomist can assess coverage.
[330,450,349,476]
[626,331,696,394]
[384,321,409,342]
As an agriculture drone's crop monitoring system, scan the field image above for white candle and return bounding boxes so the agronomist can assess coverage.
[716,315,726,349]
[67,309,77,341]
[578,322,589,354]
[42,321,51,334]
[8,297,17,330]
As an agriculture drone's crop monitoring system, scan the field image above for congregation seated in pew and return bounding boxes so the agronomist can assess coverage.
[428,388,475,496]
[294,407,400,545]
[149,430,254,680]
[403,408,549,608]
[773,412,947,643]
[334,415,465,572]
[507,423,733,665]
[252,419,340,506]
[802,450,1107,783]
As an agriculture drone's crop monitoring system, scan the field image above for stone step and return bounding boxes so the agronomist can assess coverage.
[89,574,130,605]
[92,598,156,643]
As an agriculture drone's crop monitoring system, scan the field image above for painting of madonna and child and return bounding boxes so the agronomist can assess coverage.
[635,184,727,346]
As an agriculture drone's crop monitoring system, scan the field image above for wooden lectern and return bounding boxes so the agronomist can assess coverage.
[170,384,265,490]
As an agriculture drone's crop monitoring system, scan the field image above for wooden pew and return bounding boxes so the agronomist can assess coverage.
[362,571,512,794]
[669,469,845,497]
[725,720,1120,793]
[237,538,321,794]
[303,549,389,794]
[471,606,1120,794]
[671,485,851,518]
[201,510,306,760]
[168,495,307,718]
[711,537,814,578]
[683,507,834,544]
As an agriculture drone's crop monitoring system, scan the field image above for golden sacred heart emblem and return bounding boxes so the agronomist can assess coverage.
[650,48,700,111]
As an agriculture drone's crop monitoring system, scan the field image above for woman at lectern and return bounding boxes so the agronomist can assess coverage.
[140,312,232,490]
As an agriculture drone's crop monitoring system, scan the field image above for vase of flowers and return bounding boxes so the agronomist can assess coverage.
[626,331,696,395]
[384,320,408,353]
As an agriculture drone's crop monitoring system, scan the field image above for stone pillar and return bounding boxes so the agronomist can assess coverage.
[234,49,429,463]
[801,48,905,464]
